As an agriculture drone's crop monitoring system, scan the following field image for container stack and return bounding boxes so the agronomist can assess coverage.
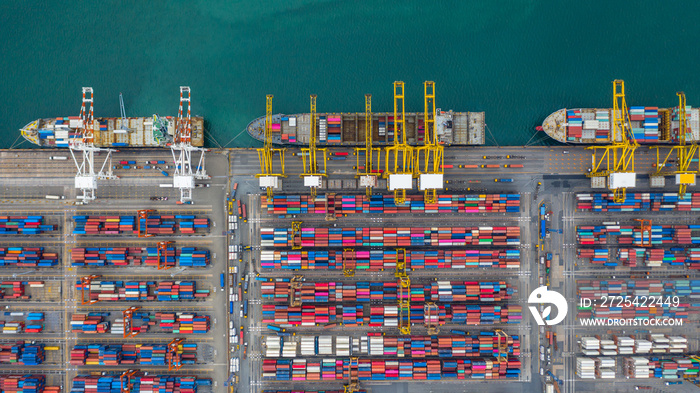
[0,216,54,235]
[566,110,583,141]
[70,375,211,393]
[0,247,58,268]
[262,226,521,248]
[74,280,209,302]
[0,375,60,393]
[71,246,210,268]
[0,342,45,365]
[261,249,520,271]
[69,342,197,366]
[262,194,520,216]
[577,192,700,212]
[0,312,44,334]
[577,224,700,246]
[580,335,687,356]
[327,116,342,143]
[72,215,209,235]
[577,249,611,266]
[0,281,43,300]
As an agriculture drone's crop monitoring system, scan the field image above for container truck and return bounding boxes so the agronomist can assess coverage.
[161,170,169,177]
[495,178,513,182]
[49,156,68,160]
[220,273,225,289]
[45,195,65,200]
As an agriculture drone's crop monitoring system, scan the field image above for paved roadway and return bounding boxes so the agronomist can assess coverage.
[0,145,696,393]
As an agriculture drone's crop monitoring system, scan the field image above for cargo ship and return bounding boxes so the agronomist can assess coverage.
[541,106,700,144]
[20,115,204,148]
[247,110,485,146]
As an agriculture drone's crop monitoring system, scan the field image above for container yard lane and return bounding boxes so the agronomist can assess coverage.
[0,146,698,393]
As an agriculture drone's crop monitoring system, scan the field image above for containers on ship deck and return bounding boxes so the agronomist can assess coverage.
[261,249,521,270]
[0,216,54,235]
[70,246,209,268]
[261,226,521,248]
[576,193,700,212]
[261,280,515,304]
[74,280,210,302]
[261,194,520,216]
[0,247,58,268]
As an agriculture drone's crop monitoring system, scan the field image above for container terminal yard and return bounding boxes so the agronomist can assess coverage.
[0,81,699,393]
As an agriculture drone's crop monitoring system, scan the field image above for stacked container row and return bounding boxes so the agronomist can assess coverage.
[69,342,197,366]
[262,194,520,215]
[580,334,688,356]
[0,342,46,365]
[261,280,515,303]
[0,312,44,334]
[70,247,209,268]
[0,281,44,300]
[623,356,700,379]
[261,249,520,270]
[577,193,700,212]
[70,312,210,335]
[70,375,211,393]
[74,280,210,302]
[0,375,60,393]
[0,248,58,268]
[72,215,209,235]
[262,226,521,248]
[0,216,54,235]
[577,224,700,245]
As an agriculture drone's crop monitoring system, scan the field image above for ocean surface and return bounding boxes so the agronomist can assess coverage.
[2,0,700,148]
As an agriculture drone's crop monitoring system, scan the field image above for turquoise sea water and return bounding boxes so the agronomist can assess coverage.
[2,0,700,148]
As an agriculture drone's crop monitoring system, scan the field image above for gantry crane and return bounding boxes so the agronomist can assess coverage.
[157,241,174,270]
[69,87,117,203]
[395,248,411,335]
[494,329,509,362]
[79,275,101,305]
[415,81,444,203]
[342,248,355,277]
[424,302,440,334]
[384,82,414,205]
[651,92,699,197]
[122,306,142,338]
[117,93,131,133]
[120,369,139,393]
[344,357,361,393]
[137,210,155,238]
[256,95,286,198]
[300,95,328,197]
[171,87,209,204]
[291,221,302,250]
[289,275,304,307]
[167,338,185,371]
[587,80,639,202]
[635,219,653,247]
[355,94,381,196]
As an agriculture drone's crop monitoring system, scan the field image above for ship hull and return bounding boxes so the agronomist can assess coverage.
[542,107,699,144]
[246,110,485,147]
[20,116,204,148]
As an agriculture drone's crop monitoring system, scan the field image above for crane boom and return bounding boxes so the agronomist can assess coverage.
[356,94,380,195]
[415,81,444,203]
[587,80,638,202]
[300,95,327,197]
[256,95,286,198]
[384,82,414,205]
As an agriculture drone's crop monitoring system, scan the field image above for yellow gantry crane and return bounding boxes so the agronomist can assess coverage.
[415,81,444,203]
[395,248,411,335]
[355,94,381,196]
[587,80,639,202]
[384,82,414,205]
[651,92,699,197]
[300,95,328,197]
[256,95,286,198]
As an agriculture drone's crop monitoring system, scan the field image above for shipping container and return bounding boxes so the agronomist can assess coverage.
[74,280,210,302]
[577,193,700,212]
[70,246,209,268]
[0,216,55,235]
[72,215,210,235]
[0,375,60,393]
[0,247,58,268]
[70,375,211,393]
[69,342,197,366]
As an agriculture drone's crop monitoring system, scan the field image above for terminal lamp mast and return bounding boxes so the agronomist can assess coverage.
[651,92,699,197]
[586,80,638,203]
[69,87,117,203]
[415,81,444,204]
[256,95,286,198]
[170,86,209,204]
[355,94,381,196]
[300,94,327,197]
[384,82,414,205]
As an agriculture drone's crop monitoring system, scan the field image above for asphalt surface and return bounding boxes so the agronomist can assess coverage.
[0,145,697,393]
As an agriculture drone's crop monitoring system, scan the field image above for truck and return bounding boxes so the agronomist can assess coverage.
[229,301,234,314]
[504,164,524,168]
[243,300,248,318]
[49,156,68,160]
[242,204,247,222]
[267,324,286,333]
[540,204,547,240]
[220,273,226,289]
[481,164,500,168]
[458,164,479,168]
[45,195,65,200]
[232,182,238,200]
[161,170,169,177]
[494,178,513,182]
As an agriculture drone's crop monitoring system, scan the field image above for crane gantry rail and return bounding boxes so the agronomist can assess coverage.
[384,82,414,205]
[256,95,286,198]
[587,80,639,202]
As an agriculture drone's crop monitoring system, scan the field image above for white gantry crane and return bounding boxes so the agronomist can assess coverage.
[170,86,209,203]
[69,87,117,203]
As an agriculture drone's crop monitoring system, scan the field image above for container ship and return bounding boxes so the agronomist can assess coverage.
[247,110,485,146]
[20,115,204,148]
[541,106,700,144]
